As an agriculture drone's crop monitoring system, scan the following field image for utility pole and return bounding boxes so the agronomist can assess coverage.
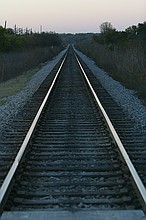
[14,24,17,34]
[4,21,7,29]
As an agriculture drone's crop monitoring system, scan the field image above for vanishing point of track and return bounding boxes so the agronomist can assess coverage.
[0,46,146,219]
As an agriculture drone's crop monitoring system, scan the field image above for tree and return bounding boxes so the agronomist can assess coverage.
[125,25,137,35]
[0,26,7,51]
[137,22,146,35]
[100,22,115,34]
[98,22,117,45]
[5,28,14,35]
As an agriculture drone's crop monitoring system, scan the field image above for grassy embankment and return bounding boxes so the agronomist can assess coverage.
[0,46,62,82]
[76,37,146,104]
[0,46,62,105]
[0,68,38,105]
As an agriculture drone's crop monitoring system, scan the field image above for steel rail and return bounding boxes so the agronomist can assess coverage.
[0,52,68,214]
[74,52,146,214]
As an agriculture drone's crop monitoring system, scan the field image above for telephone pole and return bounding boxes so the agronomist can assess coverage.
[4,21,7,29]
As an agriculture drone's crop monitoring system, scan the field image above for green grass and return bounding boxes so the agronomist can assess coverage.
[0,68,39,105]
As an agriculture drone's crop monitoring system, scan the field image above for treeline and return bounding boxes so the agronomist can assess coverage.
[0,26,63,82]
[0,26,62,52]
[92,21,146,48]
[76,21,146,101]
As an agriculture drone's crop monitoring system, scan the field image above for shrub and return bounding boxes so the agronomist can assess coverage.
[75,36,146,102]
[0,46,62,82]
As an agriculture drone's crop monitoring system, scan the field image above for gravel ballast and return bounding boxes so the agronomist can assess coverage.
[0,49,67,136]
[0,48,146,137]
[75,49,146,132]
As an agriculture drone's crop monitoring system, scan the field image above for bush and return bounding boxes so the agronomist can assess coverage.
[0,26,63,82]
[0,27,62,52]
[75,35,146,102]
[0,46,62,82]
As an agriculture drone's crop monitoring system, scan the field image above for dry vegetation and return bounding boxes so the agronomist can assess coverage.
[0,46,62,82]
[76,28,146,103]
[0,27,63,83]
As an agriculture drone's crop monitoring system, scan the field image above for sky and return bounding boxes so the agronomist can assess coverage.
[0,0,146,33]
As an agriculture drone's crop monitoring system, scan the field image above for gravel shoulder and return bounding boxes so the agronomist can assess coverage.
[75,49,146,132]
[0,49,67,137]
[0,47,146,138]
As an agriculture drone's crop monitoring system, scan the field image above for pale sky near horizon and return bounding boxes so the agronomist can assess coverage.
[0,0,146,33]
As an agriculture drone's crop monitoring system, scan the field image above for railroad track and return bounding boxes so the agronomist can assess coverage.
[0,46,146,219]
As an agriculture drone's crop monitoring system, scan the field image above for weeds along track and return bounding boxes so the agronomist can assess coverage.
[0,47,146,214]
